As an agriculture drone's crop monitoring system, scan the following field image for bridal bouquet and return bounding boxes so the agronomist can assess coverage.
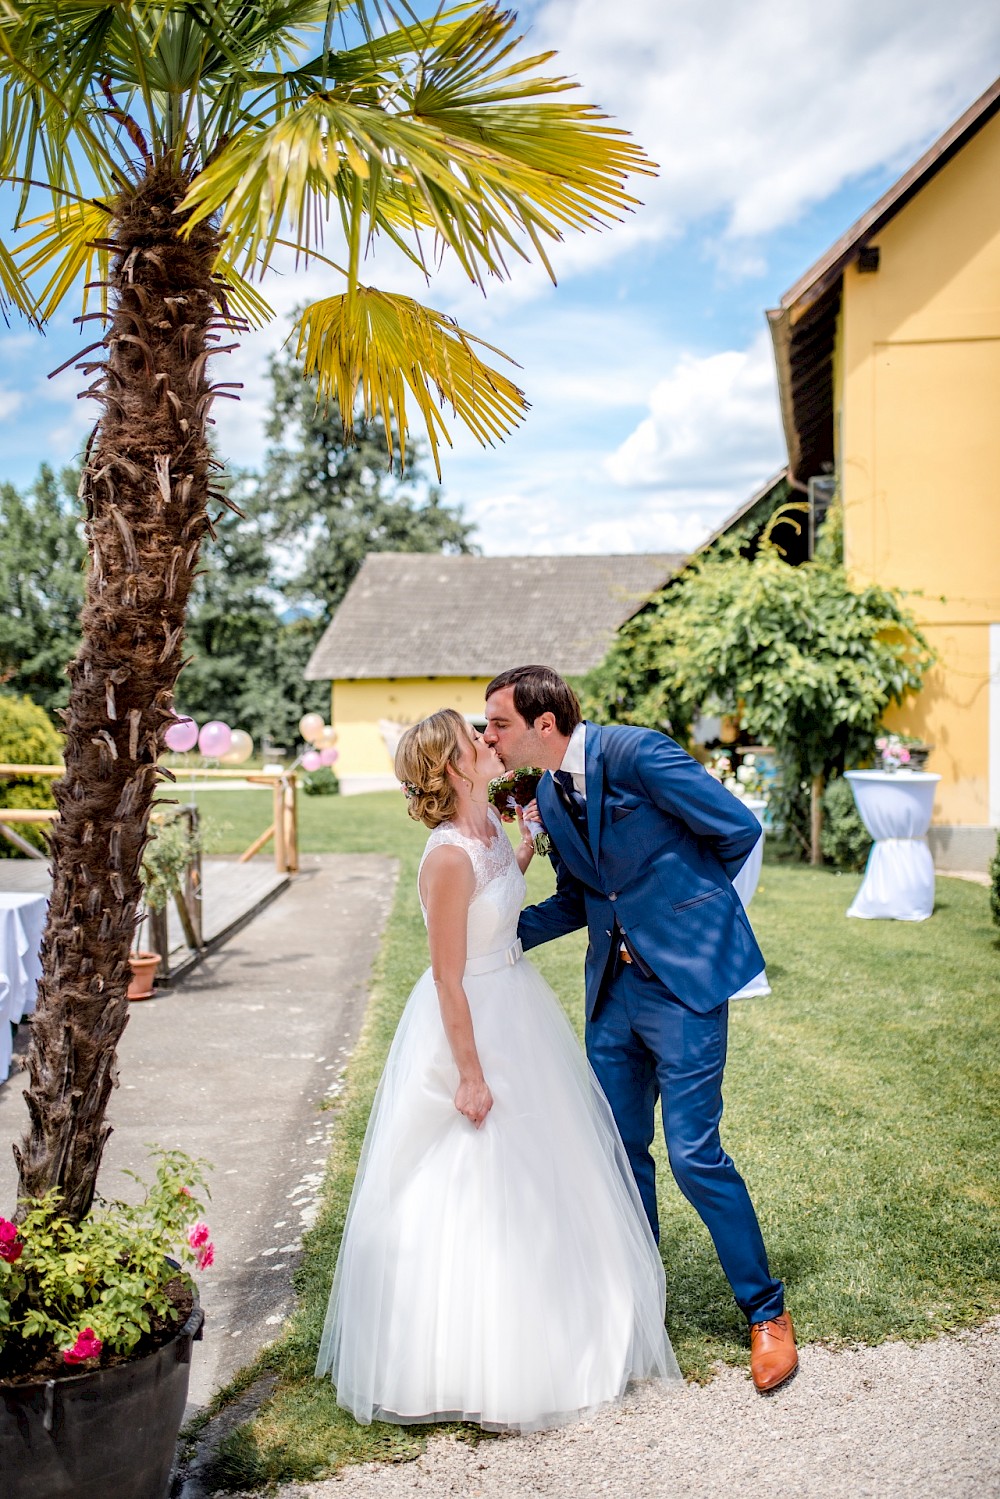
[488,767,553,856]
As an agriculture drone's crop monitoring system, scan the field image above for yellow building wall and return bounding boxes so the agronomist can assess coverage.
[839,109,1000,827]
[330,677,495,788]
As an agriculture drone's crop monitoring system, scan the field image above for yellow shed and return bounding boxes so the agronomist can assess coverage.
[768,76,1000,872]
[304,552,683,793]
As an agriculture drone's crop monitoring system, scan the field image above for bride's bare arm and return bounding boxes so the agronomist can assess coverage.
[421,845,494,1129]
[514,805,535,873]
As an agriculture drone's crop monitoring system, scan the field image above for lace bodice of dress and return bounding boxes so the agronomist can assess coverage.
[417,808,526,960]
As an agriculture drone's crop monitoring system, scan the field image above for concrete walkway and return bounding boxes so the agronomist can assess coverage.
[0,852,397,1412]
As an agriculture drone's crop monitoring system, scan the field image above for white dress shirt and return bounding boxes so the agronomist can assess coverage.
[558,721,588,799]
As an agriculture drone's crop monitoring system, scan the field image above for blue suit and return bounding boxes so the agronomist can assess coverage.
[518,723,784,1324]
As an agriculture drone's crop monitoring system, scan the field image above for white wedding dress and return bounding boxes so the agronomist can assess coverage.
[316,809,680,1431]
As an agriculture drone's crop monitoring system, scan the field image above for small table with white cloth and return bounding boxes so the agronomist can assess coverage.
[0,892,47,1083]
[844,770,941,922]
[731,797,771,999]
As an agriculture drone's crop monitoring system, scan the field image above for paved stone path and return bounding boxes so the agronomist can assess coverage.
[0,852,397,1412]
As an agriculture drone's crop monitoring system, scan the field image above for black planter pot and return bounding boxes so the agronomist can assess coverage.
[0,1302,204,1499]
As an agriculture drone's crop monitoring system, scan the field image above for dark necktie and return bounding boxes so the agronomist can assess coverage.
[554,770,588,829]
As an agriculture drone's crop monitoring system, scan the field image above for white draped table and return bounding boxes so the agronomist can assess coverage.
[0,892,47,1083]
[845,770,941,922]
[731,798,771,999]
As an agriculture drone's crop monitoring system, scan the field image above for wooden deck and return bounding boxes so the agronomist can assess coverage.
[0,858,289,982]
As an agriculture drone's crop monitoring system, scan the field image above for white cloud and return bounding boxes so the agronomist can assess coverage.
[528,0,1000,254]
[606,331,784,492]
[0,390,23,421]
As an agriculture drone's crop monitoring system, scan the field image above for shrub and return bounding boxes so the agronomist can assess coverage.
[301,766,340,796]
[990,831,1000,932]
[820,776,872,872]
[0,693,62,858]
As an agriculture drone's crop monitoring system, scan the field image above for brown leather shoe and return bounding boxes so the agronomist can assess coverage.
[750,1312,798,1392]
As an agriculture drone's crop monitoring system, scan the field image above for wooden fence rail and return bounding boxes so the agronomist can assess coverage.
[0,764,299,873]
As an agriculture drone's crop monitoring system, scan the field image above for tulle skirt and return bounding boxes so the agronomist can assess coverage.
[316,950,680,1432]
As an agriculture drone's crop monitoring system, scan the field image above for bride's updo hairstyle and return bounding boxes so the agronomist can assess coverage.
[395,708,473,829]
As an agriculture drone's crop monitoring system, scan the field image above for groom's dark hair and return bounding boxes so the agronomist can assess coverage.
[485,666,582,737]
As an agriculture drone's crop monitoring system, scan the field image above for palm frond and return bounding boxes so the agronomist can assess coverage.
[180,6,653,288]
[16,199,113,322]
[0,233,38,321]
[211,244,276,328]
[294,285,528,475]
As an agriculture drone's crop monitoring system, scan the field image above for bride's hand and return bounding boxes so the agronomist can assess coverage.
[455,1073,493,1129]
[515,806,535,871]
[521,799,541,827]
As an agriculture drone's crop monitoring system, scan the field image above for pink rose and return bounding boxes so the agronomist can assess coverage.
[187,1221,211,1249]
[179,1186,192,1198]
[196,1242,215,1271]
[63,1327,103,1364]
[0,1218,23,1264]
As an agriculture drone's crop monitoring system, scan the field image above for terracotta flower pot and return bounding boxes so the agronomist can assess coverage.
[127,951,162,1001]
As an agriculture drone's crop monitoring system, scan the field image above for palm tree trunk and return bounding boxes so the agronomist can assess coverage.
[15,164,223,1222]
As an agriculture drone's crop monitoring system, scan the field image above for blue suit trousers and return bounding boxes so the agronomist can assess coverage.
[587,961,784,1324]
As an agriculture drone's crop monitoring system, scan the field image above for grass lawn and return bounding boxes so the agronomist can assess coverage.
[193,790,1000,1490]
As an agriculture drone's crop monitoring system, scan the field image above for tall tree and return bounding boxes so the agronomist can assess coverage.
[582,512,933,863]
[0,0,651,1220]
[177,495,329,746]
[254,348,475,621]
[0,466,86,716]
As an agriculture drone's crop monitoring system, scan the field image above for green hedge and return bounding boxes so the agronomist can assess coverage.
[0,693,62,857]
[820,774,871,872]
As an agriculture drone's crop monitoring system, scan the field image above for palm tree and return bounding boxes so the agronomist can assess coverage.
[0,1,651,1222]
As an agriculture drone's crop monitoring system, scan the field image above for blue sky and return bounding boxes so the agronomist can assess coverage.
[2,0,999,556]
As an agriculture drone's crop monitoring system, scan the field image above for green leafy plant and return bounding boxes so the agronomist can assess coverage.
[581,512,933,863]
[0,1149,211,1380]
[0,692,62,858]
[990,832,1000,933]
[301,766,340,797]
[820,776,872,872]
[140,813,202,916]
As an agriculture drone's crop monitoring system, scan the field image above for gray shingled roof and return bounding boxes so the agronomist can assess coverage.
[304,552,685,681]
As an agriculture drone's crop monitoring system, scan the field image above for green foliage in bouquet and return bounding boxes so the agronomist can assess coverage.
[0,1150,212,1379]
[0,693,62,858]
[820,776,872,872]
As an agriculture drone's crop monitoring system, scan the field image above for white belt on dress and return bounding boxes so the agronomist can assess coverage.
[464,939,523,975]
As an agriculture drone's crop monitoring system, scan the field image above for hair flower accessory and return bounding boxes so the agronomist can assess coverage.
[400,780,421,799]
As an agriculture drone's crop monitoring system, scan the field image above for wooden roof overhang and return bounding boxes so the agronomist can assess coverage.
[767,73,1000,488]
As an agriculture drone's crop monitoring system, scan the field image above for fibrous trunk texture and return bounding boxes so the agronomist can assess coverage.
[15,165,225,1222]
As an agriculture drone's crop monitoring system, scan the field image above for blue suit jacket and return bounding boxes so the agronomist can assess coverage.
[517,723,764,1016]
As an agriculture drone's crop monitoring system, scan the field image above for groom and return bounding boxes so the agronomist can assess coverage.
[484,665,798,1393]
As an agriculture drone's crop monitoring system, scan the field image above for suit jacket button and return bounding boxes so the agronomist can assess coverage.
[609,892,617,901]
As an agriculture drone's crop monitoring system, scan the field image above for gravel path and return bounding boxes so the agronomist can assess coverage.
[230,1319,1000,1499]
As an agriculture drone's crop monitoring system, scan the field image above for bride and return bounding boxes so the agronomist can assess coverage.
[315,708,680,1431]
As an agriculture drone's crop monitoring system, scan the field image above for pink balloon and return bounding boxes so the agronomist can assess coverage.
[302,750,322,772]
[320,747,339,766]
[198,720,232,758]
[164,716,198,753]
